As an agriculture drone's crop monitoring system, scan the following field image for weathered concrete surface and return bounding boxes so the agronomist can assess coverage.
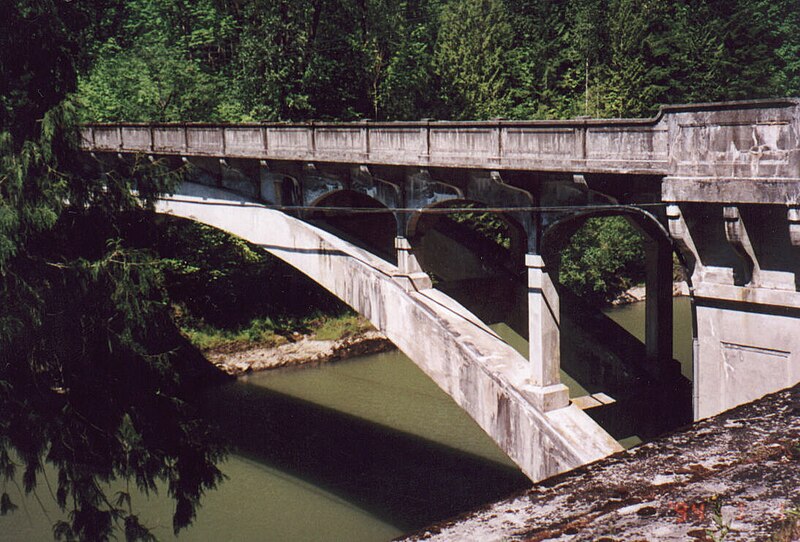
[82,99,800,184]
[667,202,800,419]
[156,182,622,481]
[402,383,800,541]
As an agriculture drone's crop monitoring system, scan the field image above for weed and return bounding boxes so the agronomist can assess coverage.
[705,496,732,542]
[313,314,372,341]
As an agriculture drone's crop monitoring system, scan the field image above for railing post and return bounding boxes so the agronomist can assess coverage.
[420,119,432,163]
[361,119,370,159]
[491,118,503,164]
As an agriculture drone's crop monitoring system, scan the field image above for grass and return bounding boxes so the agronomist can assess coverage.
[312,313,372,341]
[174,304,374,353]
[181,317,286,352]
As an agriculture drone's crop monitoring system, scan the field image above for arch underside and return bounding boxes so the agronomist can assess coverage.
[542,206,694,438]
[157,181,622,482]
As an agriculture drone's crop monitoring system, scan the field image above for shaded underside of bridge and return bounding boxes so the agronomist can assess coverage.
[81,98,800,482]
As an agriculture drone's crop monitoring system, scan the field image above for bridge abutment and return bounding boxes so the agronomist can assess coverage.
[667,201,800,419]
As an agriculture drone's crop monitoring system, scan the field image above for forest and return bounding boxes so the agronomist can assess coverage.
[77,0,800,124]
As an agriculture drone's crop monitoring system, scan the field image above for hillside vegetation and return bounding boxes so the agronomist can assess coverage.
[77,0,799,123]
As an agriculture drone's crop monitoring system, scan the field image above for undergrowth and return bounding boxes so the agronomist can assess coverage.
[175,305,373,353]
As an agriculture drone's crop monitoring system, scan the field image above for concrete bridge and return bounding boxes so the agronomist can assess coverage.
[81,98,800,481]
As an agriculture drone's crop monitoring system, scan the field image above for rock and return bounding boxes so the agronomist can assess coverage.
[206,329,395,375]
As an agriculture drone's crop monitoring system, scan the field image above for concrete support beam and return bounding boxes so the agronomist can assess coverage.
[393,237,432,291]
[526,253,570,411]
[666,204,698,280]
[722,205,758,285]
[789,206,800,247]
[644,238,674,369]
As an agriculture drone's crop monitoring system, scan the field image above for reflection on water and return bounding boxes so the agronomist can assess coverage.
[602,297,694,379]
[3,349,530,541]
[2,294,695,541]
[195,350,529,539]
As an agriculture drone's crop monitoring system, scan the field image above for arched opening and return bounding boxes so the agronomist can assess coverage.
[307,190,398,264]
[542,207,695,444]
[407,199,529,330]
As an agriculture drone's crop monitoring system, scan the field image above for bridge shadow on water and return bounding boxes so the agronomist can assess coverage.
[198,380,531,533]
[440,274,693,444]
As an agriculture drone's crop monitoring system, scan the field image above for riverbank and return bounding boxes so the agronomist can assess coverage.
[206,328,395,376]
[612,280,690,305]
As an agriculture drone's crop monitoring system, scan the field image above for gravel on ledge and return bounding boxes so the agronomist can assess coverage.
[402,384,800,541]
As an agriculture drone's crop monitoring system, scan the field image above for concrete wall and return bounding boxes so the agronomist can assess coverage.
[668,201,800,419]
[694,303,800,417]
[158,182,622,481]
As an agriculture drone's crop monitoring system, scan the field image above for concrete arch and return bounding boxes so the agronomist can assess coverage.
[349,167,402,211]
[541,206,673,256]
[307,189,398,263]
[406,198,528,255]
[156,181,622,482]
[541,206,695,364]
[405,198,529,286]
[541,206,695,437]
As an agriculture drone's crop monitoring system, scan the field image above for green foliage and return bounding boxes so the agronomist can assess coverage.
[434,0,518,119]
[78,0,241,122]
[130,215,347,330]
[78,40,234,122]
[2,4,223,540]
[73,0,799,123]
[593,0,671,117]
[558,216,646,305]
[0,213,227,541]
[449,204,513,249]
[180,314,284,352]
[313,313,372,341]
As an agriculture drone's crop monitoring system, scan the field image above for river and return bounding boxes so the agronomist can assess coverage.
[3,298,692,541]
[3,349,529,541]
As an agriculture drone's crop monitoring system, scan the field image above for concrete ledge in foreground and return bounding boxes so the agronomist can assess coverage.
[402,384,800,541]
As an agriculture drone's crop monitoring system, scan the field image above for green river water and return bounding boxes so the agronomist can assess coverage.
[3,298,693,541]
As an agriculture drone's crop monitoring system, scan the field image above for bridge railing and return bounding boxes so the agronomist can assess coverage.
[81,117,669,175]
[81,98,799,182]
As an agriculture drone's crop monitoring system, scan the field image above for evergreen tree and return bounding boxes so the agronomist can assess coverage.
[595,0,671,117]
[434,0,517,119]
[377,0,442,119]
[1,3,225,539]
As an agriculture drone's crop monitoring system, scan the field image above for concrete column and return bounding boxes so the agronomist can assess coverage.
[393,237,432,291]
[644,239,674,368]
[526,253,570,411]
[789,206,800,246]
